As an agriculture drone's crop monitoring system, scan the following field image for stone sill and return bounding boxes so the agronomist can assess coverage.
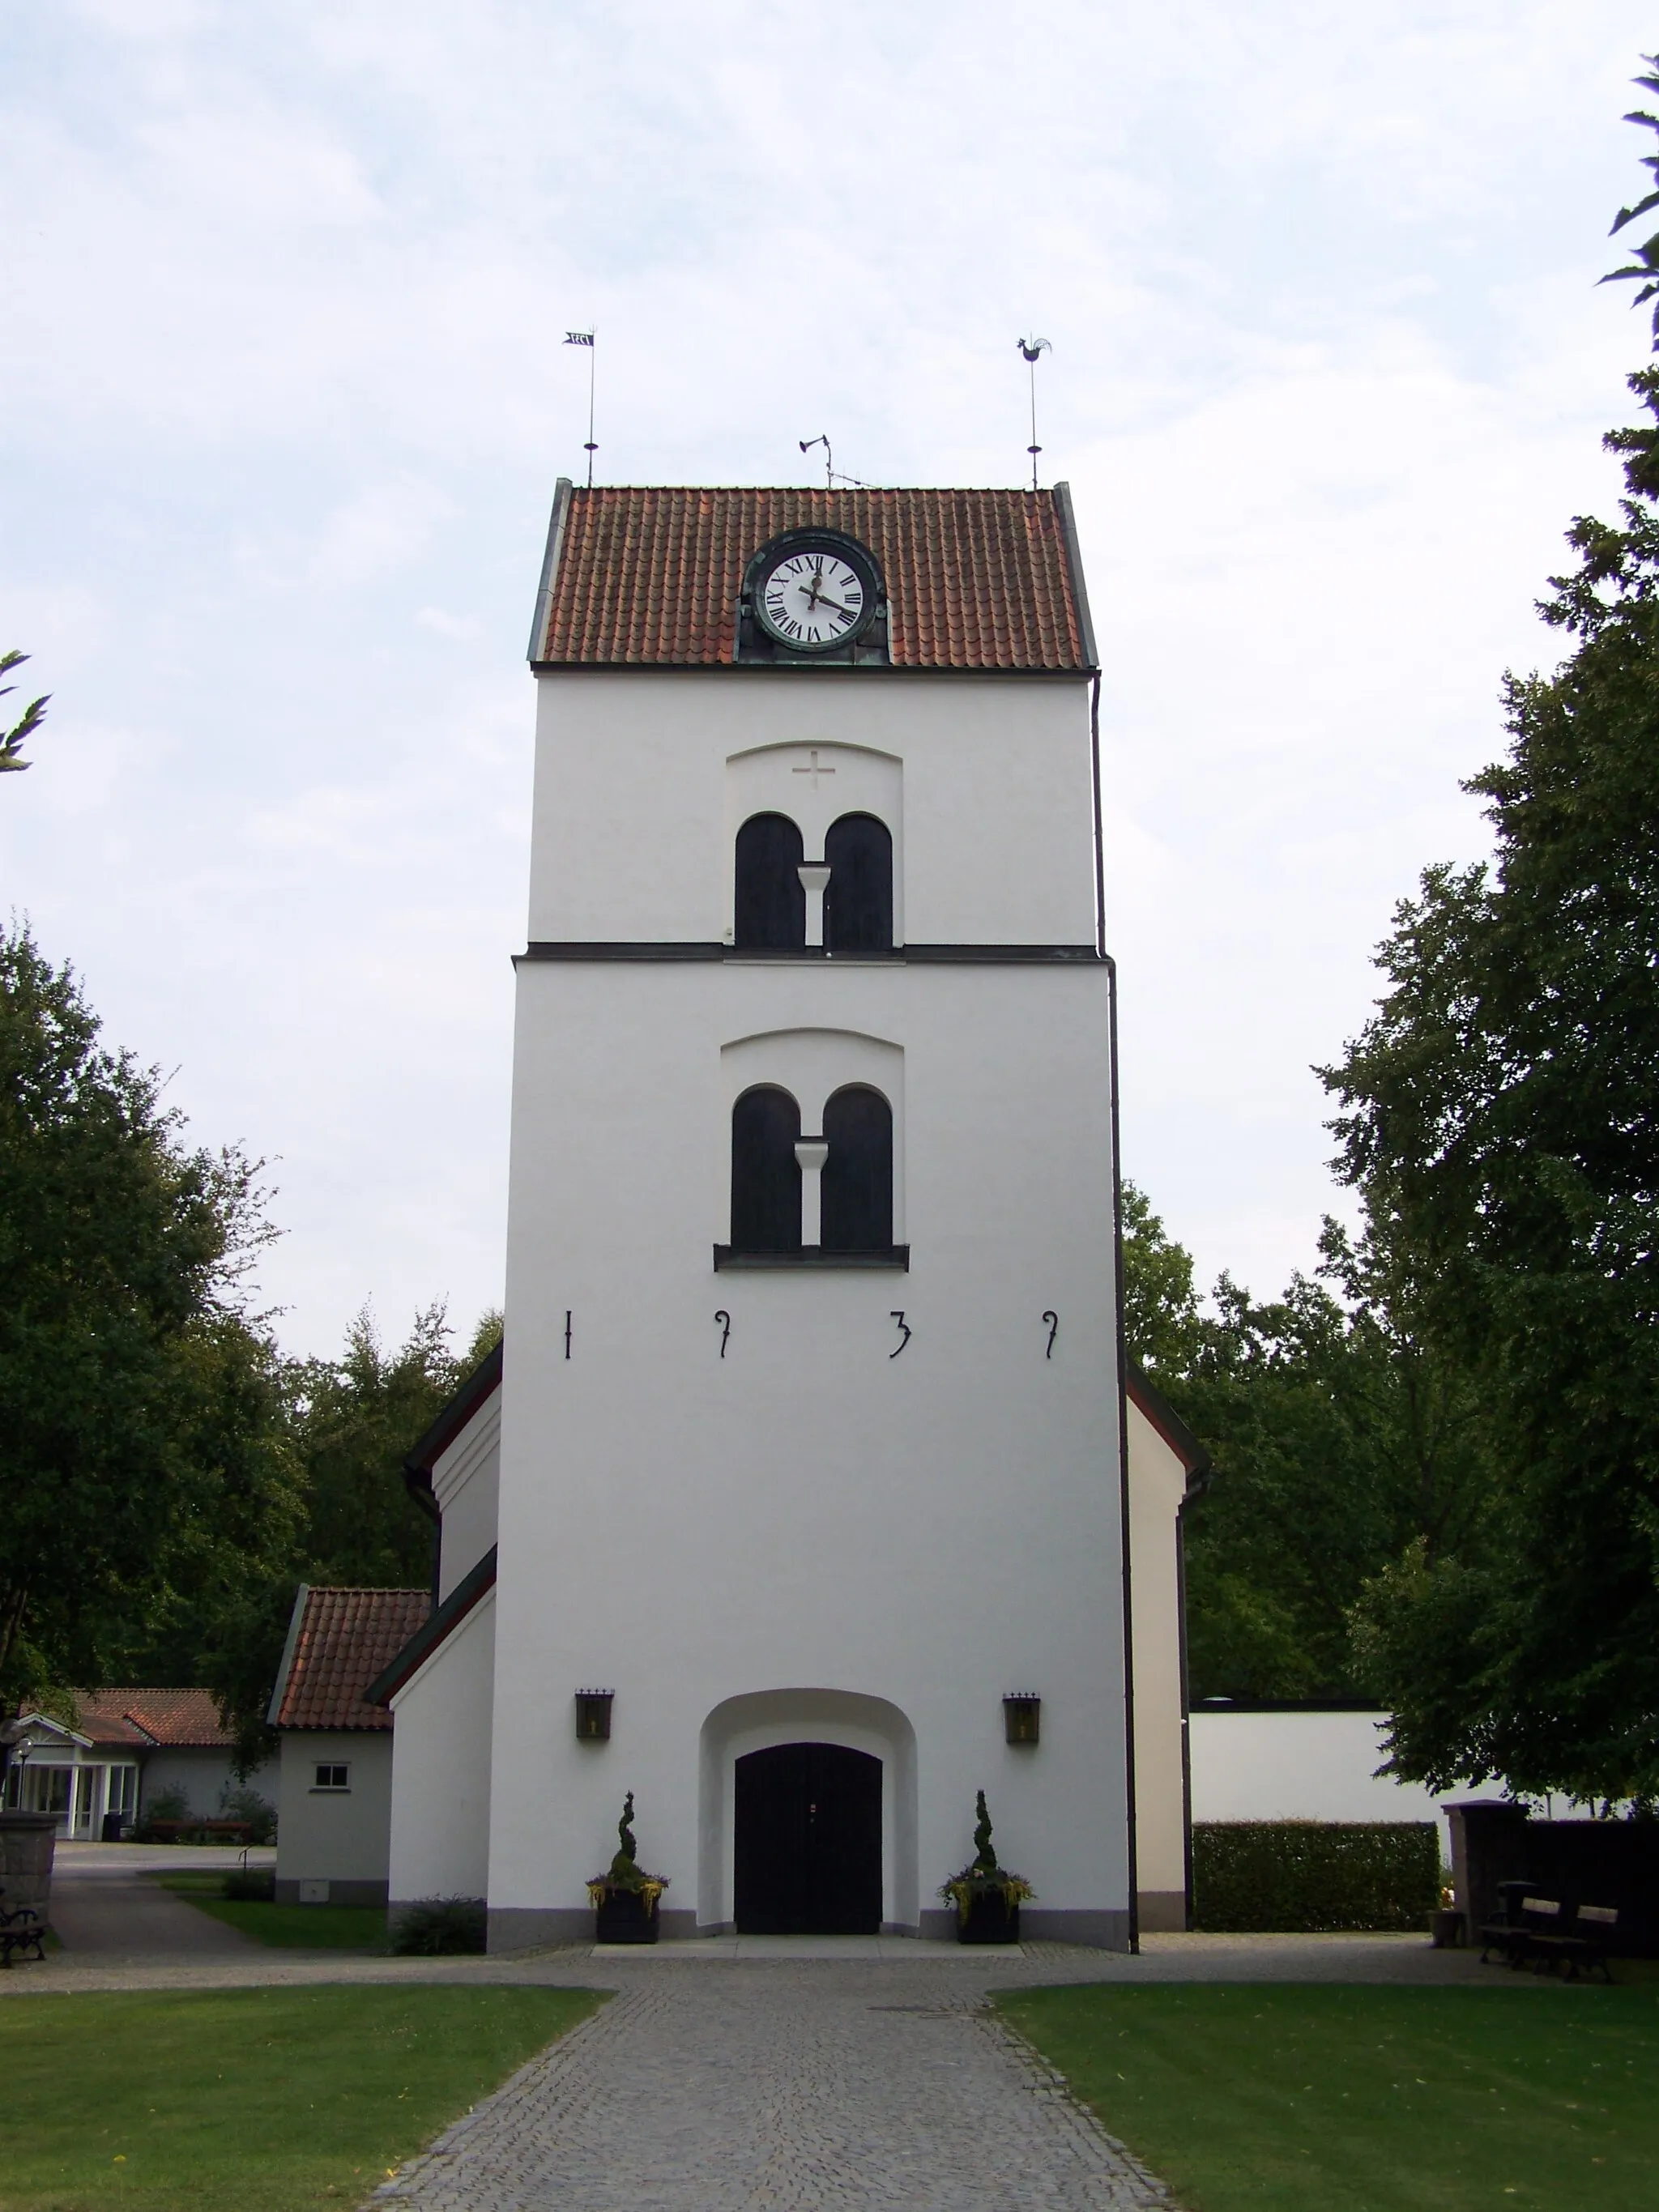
[713,1246,910,1271]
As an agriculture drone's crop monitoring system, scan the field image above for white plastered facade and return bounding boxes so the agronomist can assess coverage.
[273,1732,393,1905]
[386,1592,496,1907]
[471,661,1134,1948]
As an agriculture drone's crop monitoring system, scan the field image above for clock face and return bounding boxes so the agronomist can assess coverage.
[756,546,869,651]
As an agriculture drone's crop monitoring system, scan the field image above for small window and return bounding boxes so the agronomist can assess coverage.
[731,1085,802,1251]
[313,1763,351,1792]
[821,1085,893,1250]
[823,813,893,952]
[734,812,806,949]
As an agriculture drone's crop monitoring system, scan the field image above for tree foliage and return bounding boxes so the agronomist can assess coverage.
[1600,54,1659,347]
[1120,1180,1204,1379]
[1324,361,1659,1804]
[1120,1187,1495,1704]
[0,650,49,776]
[0,922,299,1706]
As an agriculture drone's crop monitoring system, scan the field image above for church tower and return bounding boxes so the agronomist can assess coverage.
[480,483,1132,1945]
[365,475,1141,1946]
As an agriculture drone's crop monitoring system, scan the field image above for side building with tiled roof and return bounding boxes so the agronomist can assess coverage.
[3,1689,279,1839]
[267,1585,428,1905]
[377,475,1181,1949]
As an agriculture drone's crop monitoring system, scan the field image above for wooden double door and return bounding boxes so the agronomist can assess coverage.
[734,1741,882,1935]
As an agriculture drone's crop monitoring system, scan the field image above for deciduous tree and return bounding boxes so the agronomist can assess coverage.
[1326,348,1659,1800]
[0,923,299,1707]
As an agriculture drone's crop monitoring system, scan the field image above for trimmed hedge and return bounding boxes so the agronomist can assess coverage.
[1192,1821,1439,1933]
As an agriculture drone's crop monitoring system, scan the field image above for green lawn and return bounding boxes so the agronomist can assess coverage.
[156,1874,388,1951]
[996,1982,1659,2211]
[0,1984,602,2211]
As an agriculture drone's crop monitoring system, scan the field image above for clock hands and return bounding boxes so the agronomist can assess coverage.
[800,568,857,621]
[764,554,863,641]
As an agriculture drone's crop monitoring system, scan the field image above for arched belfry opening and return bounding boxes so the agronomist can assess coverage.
[734,813,805,950]
[823,812,893,953]
[730,1085,801,1251]
[821,1085,893,1251]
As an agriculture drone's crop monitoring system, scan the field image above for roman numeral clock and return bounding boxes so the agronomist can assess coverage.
[737,527,890,664]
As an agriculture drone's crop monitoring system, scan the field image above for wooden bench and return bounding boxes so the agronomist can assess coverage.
[1530,1902,1618,1984]
[1478,1887,1546,1967]
[1479,1895,1618,1981]
[0,1886,46,1968]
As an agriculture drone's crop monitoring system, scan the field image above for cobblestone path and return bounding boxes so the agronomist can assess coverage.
[373,1961,1175,2210]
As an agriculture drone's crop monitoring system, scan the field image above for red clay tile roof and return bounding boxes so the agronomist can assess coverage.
[72,1689,236,1750]
[533,486,1094,670]
[272,1588,431,1732]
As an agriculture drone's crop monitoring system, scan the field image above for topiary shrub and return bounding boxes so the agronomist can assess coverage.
[390,1897,488,1954]
[586,1792,668,1912]
[938,1789,1036,1925]
[1192,1821,1439,1932]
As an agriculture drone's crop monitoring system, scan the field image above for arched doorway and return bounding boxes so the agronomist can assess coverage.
[734,1742,882,1934]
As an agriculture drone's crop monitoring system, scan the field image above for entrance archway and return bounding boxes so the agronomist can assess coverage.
[734,1742,881,1934]
[697,1689,918,1933]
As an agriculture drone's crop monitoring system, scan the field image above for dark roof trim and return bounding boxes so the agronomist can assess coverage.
[527,478,573,663]
[265,1583,312,1729]
[1126,1362,1212,1492]
[1052,483,1099,671]
[365,1546,498,1707]
[527,660,1090,680]
[402,1340,504,1524]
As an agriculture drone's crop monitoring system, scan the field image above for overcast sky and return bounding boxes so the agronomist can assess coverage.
[3,1,1654,1357]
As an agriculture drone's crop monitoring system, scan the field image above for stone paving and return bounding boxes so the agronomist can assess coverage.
[373,1960,1175,2211]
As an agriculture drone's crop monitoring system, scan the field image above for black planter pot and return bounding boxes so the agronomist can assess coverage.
[957,1887,1021,1946]
[595,1886,659,1945]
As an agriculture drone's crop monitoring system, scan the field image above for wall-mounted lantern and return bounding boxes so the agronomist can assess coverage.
[1003,1693,1041,1745]
[574,1690,614,1743]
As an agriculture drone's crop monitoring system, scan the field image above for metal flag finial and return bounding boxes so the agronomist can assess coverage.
[1016,336,1051,491]
[565,330,597,486]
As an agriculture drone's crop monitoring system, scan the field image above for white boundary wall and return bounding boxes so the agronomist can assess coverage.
[1188,1708,1450,1859]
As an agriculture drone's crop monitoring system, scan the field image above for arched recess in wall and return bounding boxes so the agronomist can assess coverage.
[697,1687,920,1933]
[721,1029,905,1247]
[730,1085,801,1251]
[823,813,893,953]
[734,813,805,949]
[820,1085,893,1250]
[724,744,902,947]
